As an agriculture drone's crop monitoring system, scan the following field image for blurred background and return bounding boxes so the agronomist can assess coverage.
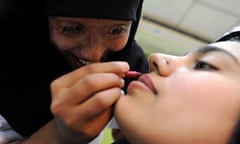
[136,0,240,56]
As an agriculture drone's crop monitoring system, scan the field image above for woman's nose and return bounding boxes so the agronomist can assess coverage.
[84,35,106,62]
[149,53,172,76]
[87,46,105,61]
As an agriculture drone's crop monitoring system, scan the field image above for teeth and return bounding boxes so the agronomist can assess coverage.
[78,58,93,65]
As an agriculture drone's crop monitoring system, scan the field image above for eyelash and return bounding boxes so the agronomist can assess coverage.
[193,61,218,71]
[62,26,82,34]
[108,27,124,35]
[61,26,125,35]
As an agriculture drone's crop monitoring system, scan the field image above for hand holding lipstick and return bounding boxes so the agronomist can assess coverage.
[125,71,142,78]
[50,61,129,143]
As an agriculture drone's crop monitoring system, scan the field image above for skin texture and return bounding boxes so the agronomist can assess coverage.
[115,41,240,144]
[45,17,132,143]
[18,62,129,144]
[48,17,132,68]
[50,61,129,143]
[1,0,149,143]
[12,17,132,144]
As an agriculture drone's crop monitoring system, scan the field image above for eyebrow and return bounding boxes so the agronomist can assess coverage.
[187,45,239,64]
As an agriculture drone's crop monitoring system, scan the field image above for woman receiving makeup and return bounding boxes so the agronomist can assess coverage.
[114,27,240,144]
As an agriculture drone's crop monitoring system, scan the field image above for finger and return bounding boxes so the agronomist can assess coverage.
[52,73,124,105]
[54,88,122,137]
[78,87,122,120]
[75,109,112,137]
[50,73,124,118]
[52,61,129,89]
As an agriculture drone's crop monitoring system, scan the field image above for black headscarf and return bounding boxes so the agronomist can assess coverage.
[44,0,144,53]
[1,0,148,136]
[45,0,139,21]
[44,0,147,91]
[0,0,72,136]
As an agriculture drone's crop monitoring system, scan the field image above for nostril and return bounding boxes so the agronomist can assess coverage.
[151,58,171,76]
[151,61,160,74]
[152,61,159,69]
[165,59,169,65]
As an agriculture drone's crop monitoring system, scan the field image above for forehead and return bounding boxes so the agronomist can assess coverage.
[209,41,240,59]
[50,17,131,25]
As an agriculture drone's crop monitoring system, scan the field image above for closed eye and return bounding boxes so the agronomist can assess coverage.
[193,61,218,71]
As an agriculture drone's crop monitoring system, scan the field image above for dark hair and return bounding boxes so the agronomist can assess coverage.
[216,26,240,42]
[228,118,240,144]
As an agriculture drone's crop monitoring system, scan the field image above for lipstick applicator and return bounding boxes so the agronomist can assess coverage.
[125,71,142,78]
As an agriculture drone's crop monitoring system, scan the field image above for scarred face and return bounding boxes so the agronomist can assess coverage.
[48,17,132,68]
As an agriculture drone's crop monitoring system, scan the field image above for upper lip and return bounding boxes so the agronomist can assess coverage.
[138,74,157,94]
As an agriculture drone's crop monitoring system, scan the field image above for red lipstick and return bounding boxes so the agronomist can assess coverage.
[125,71,142,78]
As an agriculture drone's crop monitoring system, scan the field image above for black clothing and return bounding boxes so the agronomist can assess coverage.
[112,138,130,144]
[45,0,140,21]
[0,0,148,137]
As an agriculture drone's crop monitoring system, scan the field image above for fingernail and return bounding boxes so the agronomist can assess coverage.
[121,90,125,96]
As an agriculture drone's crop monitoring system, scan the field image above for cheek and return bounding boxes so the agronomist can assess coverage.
[108,36,129,51]
[164,74,240,126]
[49,31,78,51]
[115,95,159,143]
[169,73,236,98]
[166,73,240,110]
[150,74,240,143]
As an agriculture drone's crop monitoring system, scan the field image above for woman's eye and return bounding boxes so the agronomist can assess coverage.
[193,61,218,70]
[108,27,124,35]
[62,26,82,34]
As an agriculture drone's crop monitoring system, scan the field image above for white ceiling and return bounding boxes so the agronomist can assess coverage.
[142,0,240,42]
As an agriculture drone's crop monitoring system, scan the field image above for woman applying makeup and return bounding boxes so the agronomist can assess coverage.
[0,0,148,143]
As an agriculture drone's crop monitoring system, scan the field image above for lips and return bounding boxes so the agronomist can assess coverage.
[138,74,157,94]
[70,53,93,68]
[78,58,93,65]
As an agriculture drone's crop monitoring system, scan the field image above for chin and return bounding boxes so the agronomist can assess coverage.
[115,112,154,143]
